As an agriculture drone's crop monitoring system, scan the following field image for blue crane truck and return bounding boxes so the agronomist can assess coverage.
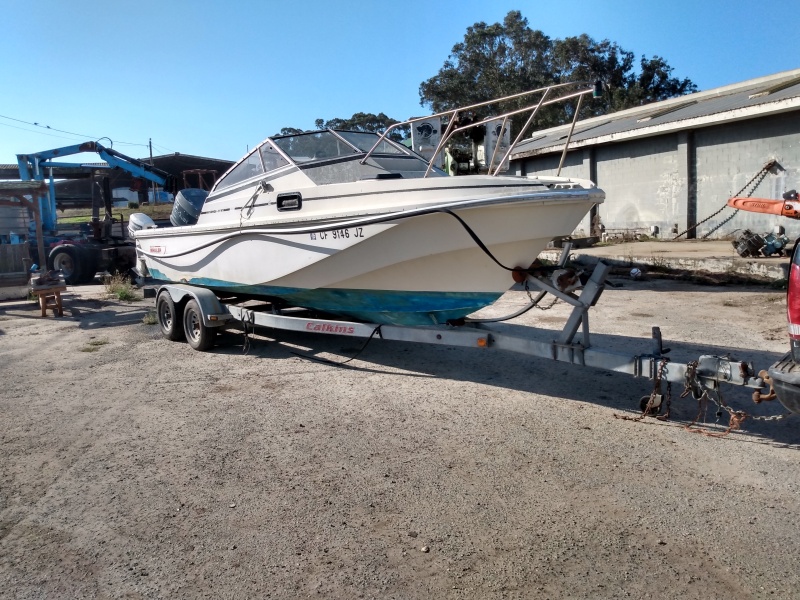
[16,141,170,284]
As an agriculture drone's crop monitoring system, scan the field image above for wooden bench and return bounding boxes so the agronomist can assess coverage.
[29,273,67,317]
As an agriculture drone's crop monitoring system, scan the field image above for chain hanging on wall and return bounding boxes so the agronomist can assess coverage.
[672,159,777,240]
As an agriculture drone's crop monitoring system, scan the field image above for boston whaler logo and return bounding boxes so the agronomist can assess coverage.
[415,122,438,144]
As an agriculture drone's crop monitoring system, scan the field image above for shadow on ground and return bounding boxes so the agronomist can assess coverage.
[205,321,800,448]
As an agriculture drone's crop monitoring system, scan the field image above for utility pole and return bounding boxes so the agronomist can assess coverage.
[149,138,157,205]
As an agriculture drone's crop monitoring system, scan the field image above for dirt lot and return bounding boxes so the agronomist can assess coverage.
[1,277,798,599]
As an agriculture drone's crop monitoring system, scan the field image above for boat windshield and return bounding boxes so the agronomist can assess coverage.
[271,131,361,164]
[335,131,406,155]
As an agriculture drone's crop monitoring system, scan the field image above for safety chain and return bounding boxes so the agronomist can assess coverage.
[615,359,791,434]
[614,357,670,422]
[523,279,559,310]
[681,360,792,437]
[673,160,776,240]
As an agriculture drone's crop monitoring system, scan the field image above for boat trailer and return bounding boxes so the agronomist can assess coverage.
[147,246,797,426]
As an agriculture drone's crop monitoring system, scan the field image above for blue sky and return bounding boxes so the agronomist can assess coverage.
[1,0,796,165]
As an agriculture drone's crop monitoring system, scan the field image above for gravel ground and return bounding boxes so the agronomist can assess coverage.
[1,276,798,599]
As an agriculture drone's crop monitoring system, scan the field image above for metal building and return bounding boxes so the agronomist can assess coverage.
[510,69,800,240]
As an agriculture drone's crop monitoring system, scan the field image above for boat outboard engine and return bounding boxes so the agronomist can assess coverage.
[127,213,158,238]
[170,188,209,227]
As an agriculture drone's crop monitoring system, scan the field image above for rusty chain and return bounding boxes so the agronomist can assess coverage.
[681,360,792,437]
[615,358,791,435]
[673,160,776,240]
[614,357,670,422]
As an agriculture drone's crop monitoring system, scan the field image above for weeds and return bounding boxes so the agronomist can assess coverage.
[142,311,158,325]
[648,254,672,273]
[103,273,140,302]
[81,339,109,352]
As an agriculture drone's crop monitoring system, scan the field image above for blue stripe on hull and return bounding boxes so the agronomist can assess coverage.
[149,269,502,326]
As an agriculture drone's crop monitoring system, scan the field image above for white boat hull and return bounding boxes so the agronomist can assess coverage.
[137,190,600,325]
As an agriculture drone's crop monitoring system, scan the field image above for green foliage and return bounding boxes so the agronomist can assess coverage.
[127,202,139,209]
[103,273,140,302]
[419,11,697,133]
[279,11,695,142]
[280,112,410,141]
[81,339,109,352]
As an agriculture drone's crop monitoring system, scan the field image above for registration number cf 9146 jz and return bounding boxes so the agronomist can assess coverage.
[310,227,364,241]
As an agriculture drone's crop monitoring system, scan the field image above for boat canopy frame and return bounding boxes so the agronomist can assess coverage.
[214,81,601,193]
[360,81,602,178]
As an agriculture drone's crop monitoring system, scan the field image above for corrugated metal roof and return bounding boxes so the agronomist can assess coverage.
[512,68,800,159]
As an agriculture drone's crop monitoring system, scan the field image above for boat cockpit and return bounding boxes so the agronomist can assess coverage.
[213,130,444,193]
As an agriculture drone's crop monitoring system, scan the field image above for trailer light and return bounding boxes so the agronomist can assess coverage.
[209,315,218,322]
[477,337,488,347]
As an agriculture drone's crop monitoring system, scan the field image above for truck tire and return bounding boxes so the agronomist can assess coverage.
[156,292,184,341]
[76,246,99,284]
[183,299,215,351]
[48,245,84,285]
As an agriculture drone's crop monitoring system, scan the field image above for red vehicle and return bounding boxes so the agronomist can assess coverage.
[728,190,800,414]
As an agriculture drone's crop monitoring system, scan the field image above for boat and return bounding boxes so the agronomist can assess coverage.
[133,83,605,326]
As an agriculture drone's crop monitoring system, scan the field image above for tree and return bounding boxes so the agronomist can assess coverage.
[278,127,305,136]
[419,11,697,132]
[278,112,410,141]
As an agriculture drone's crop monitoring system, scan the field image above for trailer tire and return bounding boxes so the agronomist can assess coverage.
[183,299,215,351]
[48,245,84,285]
[156,292,184,342]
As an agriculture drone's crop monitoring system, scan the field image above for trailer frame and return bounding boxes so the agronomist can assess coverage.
[147,256,767,402]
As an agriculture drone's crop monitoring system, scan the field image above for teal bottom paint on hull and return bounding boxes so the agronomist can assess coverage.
[149,269,502,326]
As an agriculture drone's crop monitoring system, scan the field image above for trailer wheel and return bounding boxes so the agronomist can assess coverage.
[639,395,660,415]
[48,245,84,285]
[183,299,215,351]
[156,292,184,341]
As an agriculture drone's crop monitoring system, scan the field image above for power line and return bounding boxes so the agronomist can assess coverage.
[0,113,149,147]
[152,142,177,154]
[0,120,88,144]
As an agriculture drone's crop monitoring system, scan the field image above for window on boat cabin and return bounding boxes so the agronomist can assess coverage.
[336,131,406,155]
[259,143,289,172]
[272,131,360,163]
[216,150,264,190]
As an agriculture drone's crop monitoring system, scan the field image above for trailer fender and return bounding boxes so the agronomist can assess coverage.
[156,284,233,328]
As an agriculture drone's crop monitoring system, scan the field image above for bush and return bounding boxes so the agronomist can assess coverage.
[103,273,140,302]
[128,201,139,209]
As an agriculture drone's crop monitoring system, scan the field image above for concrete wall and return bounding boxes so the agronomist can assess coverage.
[518,110,800,239]
[595,136,684,234]
[694,112,800,238]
